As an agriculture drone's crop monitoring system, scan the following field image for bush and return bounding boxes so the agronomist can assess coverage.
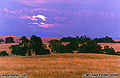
[5,37,15,43]
[0,51,9,56]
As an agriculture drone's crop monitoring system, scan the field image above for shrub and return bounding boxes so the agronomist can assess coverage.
[0,51,9,56]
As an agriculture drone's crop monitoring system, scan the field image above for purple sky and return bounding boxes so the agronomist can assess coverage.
[0,0,120,38]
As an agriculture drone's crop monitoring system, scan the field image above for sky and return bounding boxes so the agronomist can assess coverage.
[0,0,120,38]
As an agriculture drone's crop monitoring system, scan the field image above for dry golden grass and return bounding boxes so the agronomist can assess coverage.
[0,53,120,78]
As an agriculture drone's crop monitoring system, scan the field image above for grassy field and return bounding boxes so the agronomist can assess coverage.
[0,53,120,78]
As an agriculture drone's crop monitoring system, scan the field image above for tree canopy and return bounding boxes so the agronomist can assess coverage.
[5,37,15,43]
[93,36,115,43]
[9,35,50,56]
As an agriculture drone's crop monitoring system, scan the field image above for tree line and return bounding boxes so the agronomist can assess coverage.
[50,36,119,55]
[0,35,120,56]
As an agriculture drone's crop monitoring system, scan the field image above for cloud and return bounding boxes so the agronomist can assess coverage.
[18,14,47,21]
[1,7,120,29]
[28,22,39,25]
[28,22,58,28]
[38,23,58,28]
[1,8,58,28]
[3,0,109,7]
[4,8,22,14]
[31,8,55,12]
[18,14,31,19]
[31,15,47,21]
[54,17,66,21]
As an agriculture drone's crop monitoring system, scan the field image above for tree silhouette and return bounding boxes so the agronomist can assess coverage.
[9,45,26,56]
[0,38,4,44]
[78,37,102,53]
[9,35,50,56]
[102,46,116,54]
[19,36,30,55]
[60,36,74,42]
[5,37,15,43]
[93,36,115,43]
[48,39,62,52]
[56,45,73,53]
[29,35,43,55]
[0,51,9,56]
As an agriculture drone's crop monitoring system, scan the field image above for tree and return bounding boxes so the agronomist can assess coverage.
[19,36,30,55]
[9,35,50,56]
[60,36,74,42]
[48,39,62,52]
[5,37,15,43]
[29,35,44,55]
[0,51,9,56]
[9,45,26,56]
[102,46,116,55]
[67,41,79,51]
[20,36,29,45]
[78,37,102,53]
[44,49,51,54]
[49,39,74,53]
[93,36,115,43]
[56,45,74,53]
[0,38,4,44]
